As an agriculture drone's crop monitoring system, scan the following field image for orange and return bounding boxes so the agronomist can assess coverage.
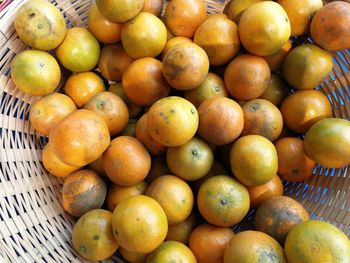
[278,0,323,36]
[224,54,270,101]
[184,73,228,108]
[146,175,194,225]
[29,93,76,136]
[119,247,147,263]
[14,0,66,50]
[166,137,214,181]
[262,40,292,72]
[194,14,240,65]
[49,109,110,166]
[161,37,192,60]
[112,195,168,253]
[103,136,151,186]
[197,175,250,227]
[146,156,170,184]
[247,175,284,208]
[121,12,167,58]
[311,1,350,52]
[285,220,350,263]
[165,0,207,38]
[192,161,228,195]
[146,241,197,263]
[198,97,243,145]
[121,119,137,137]
[87,155,107,178]
[224,231,286,263]
[84,91,129,136]
[72,209,118,261]
[106,181,148,212]
[11,50,60,96]
[165,212,199,244]
[230,135,278,186]
[304,118,350,168]
[98,44,135,82]
[64,71,105,108]
[238,1,291,56]
[162,43,210,91]
[136,113,167,155]
[122,57,171,106]
[282,43,333,90]
[56,27,100,72]
[280,90,333,134]
[42,143,80,178]
[275,137,315,182]
[96,0,144,23]
[255,196,309,244]
[87,2,123,44]
[147,96,199,147]
[241,99,283,141]
[62,169,107,217]
[259,74,289,107]
[189,224,234,263]
[227,0,266,23]
[142,0,163,16]
[108,82,143,118]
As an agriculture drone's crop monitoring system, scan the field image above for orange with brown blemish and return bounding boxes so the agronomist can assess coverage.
[62,169,107,217]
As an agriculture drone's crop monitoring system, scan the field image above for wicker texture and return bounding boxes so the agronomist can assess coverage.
[0,0,349,262]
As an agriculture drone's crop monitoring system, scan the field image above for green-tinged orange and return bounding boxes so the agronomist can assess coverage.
[56,27,100,72]
[197,175,250,227]
[285,220,350,263]
[121,12,167,58]
[11,50,60,96]
[165,212,199,244]
[14,0,66,50]
[112,195,168,253]
[96,0,144,23]
[184,73,228,109]
[238,1,291,56]
[146,241,197,263]
[282,43,333,90]
[304,118,350,168]
[259,74,289,107]
[166,137,214,181]
[230,135,278,186]
[72,209,118,261]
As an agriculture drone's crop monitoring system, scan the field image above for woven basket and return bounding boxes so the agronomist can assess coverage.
[0,0,349,262]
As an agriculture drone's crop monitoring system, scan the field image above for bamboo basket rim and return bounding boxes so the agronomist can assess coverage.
[0,0,349,262]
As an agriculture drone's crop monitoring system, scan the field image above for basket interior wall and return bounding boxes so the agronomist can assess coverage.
[0,0,349,262]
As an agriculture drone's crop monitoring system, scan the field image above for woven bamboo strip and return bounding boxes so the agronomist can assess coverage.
[0,0,349,262]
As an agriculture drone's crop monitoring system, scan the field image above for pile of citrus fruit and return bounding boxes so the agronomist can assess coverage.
[10,0,350,262]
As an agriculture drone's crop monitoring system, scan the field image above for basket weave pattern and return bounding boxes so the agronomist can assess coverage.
[0,0,349,262]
